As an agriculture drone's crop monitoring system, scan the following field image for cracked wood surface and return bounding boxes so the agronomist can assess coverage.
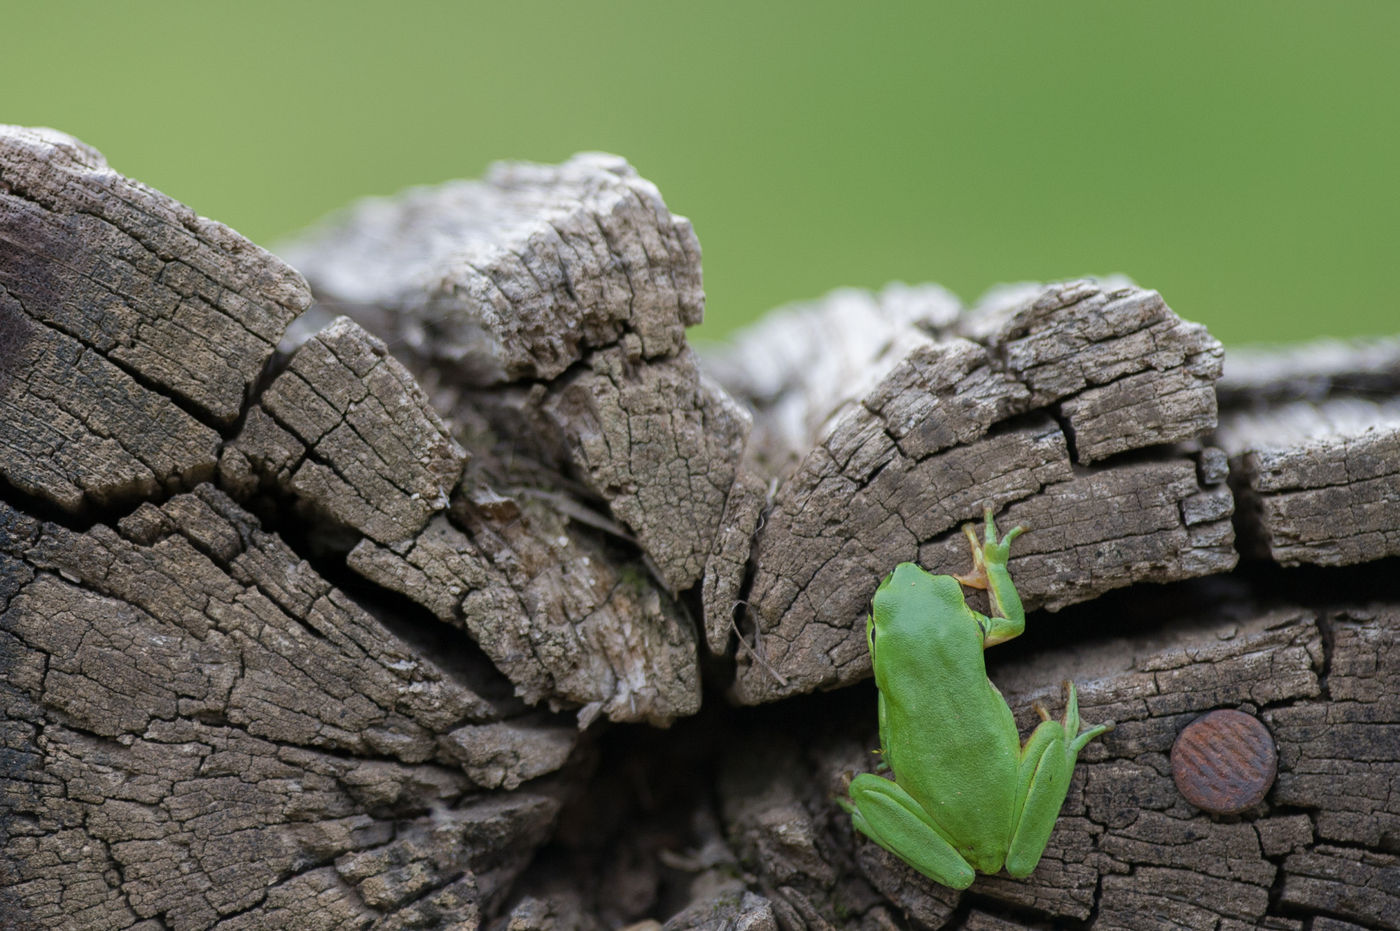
[222,315,466,548]
[3,125,1399,929]
[0,486,564,928]
[711,599,1399,931]
[708,280,1234,703]
[0,126,309,513]
[341,377,703,727]
[280,152,704,385]
[1215,337,1400,567]
[282,155,750,594]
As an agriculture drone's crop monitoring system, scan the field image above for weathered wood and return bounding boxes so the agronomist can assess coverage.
[461,343,751,594]
[4,127,1398,929]
[1216,338,1400,567]
[0,125,309,513]
[343,395,703,728]
[0,487,565,928]
[701,469,767,655]
[281,152,703,385]
[711,601,1397,930]
[709,280,1234,704]
[283,154,750,594]
[222,315,466,547]
[701,283,964,475]
[228,315,701,727]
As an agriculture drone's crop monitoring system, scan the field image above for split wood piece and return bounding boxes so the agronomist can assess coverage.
[961,280,1223,464]
[219,315,699,725]
[283,154,748,595]
[713,281,1232,704]
[280,152,702,385]
[0,126,309,421]
[349,372,702,728]
[221,315,466,548]
[0,485,560,768]
[449,480,702,728]
[700,283,965,476]
[716,603,1399,929]
[1215,337,1400,567]
[708,280,1222,475]
[349,489,702,727]
[0,125,309,513]
[476,342,752,593]
[0,485,576,929]
[543,344,750,593]
[701,469,767,655]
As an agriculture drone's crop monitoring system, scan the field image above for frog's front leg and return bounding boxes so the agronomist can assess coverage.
[952,507,1026,647]
[1003,682,1113,878]
[842,773,977,889]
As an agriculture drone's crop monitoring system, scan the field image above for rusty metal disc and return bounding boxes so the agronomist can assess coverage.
[1171,708,1278,815]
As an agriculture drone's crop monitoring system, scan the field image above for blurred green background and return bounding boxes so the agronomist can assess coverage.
[5,1,1396,344]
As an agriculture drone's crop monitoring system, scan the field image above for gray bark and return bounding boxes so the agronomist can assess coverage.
[2,125,1397,930]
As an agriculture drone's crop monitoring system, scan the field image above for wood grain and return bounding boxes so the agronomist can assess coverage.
[3,125,1396,930]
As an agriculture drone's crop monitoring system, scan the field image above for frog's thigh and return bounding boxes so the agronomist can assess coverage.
[847,773,976,889]
[1005,720,1074,878]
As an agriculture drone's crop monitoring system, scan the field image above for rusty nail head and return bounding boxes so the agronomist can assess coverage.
[1171,708,1277,815]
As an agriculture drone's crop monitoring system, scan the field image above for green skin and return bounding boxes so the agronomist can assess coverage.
[839,509,1112,889]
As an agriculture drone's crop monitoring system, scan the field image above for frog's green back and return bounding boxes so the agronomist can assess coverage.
[870,563,1022,871]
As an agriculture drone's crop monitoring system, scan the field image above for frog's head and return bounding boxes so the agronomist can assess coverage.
[870,562,941,640]
[877,562,933,598]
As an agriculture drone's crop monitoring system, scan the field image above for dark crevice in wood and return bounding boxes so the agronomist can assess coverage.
[959,892,1095,931]
[0,470,101,534]
[212,528,525,745]
[714,546,763,684]
[324,545,528,711]
[223,336,295,443]
[1314,610,1338,706]
[1050,402,1082,466]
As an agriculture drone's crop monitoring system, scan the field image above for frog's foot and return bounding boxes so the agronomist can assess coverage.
[953,522,990,589]
[954,508,1027,589]
[1005,683,1113,879]
[1061,680,1115,751]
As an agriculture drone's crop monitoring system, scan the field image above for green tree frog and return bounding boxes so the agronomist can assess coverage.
[839,508,1112,889]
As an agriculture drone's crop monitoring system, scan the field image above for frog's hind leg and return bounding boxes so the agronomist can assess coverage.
[1004,682,1113,878]
[843,773,976,889]
[1003,716,1074,879]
